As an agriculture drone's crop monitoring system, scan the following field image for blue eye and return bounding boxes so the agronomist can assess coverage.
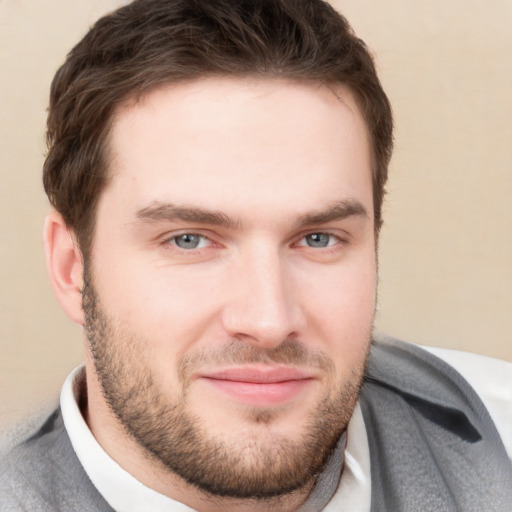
[172,234,208,250]
[303,233,336,248]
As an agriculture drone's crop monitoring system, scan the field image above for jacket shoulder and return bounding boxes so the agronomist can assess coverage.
[360,337,512,511]
[0,409,111,511]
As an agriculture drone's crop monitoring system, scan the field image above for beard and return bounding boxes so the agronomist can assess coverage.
[82,272,368,500]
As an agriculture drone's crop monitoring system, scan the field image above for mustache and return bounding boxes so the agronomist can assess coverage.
[178,339,335,381]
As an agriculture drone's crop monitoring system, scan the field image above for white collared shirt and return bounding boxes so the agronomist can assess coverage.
[60,346,512,511]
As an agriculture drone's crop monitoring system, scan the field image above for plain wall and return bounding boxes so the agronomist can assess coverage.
[1,0,511,429]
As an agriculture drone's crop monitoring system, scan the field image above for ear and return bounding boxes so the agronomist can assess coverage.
[43,212,85,325]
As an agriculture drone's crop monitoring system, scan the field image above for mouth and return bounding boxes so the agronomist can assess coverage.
[198,366,315,407]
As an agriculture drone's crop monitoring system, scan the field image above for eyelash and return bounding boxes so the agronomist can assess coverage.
[165,233,213,251]
[295,232,342,249]
[162,231,346,253]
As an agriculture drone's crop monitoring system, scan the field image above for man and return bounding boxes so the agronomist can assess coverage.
[1,0,511,510]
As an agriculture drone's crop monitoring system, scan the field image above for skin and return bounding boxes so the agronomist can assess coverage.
[45,77,377,512]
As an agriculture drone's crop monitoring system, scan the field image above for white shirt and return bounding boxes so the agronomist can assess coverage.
[60,346,512,511]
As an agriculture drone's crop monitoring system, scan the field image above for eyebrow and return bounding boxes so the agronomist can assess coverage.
[294,200,368,227]
[134,199,368,230]
[135,202,241,229]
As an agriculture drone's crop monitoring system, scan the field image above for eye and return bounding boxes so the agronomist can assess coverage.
[170,233,211,250]
[298,233,339,248]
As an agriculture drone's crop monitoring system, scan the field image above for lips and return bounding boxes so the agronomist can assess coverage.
[198,366,315,406]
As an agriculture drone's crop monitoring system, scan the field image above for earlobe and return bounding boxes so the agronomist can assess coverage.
[43,212,85,325]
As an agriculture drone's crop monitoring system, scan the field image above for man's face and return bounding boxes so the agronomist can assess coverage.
[84,78,376,498]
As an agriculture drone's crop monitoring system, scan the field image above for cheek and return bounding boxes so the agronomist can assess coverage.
[94,258,228,349]
[295,254,376,359]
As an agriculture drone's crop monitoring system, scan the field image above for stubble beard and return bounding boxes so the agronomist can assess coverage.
[82,273,369,500]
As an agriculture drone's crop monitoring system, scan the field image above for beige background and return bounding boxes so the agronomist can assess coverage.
[1,0,511,429]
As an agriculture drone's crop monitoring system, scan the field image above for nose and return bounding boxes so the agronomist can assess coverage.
[221,246,306,349]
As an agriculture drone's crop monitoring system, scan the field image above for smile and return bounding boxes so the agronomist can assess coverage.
[198,367,315,407]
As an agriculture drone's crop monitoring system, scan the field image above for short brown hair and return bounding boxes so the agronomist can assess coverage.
[43,0,393,258]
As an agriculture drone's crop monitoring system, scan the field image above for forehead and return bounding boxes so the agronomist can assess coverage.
[103,77,373,222]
